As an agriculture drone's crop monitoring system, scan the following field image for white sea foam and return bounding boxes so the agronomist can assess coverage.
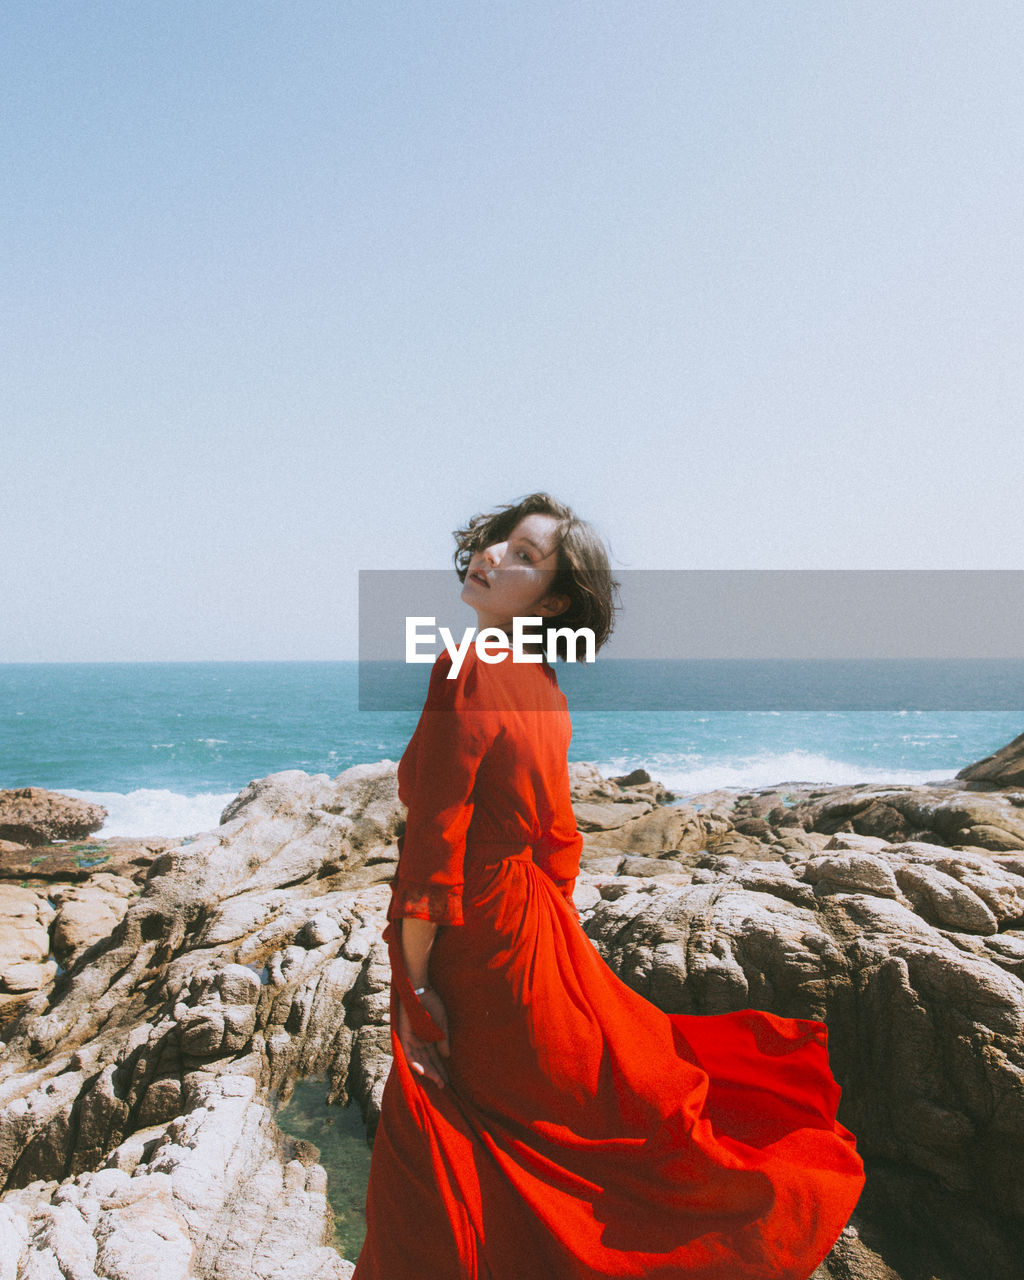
[62,748,962,839]
[594,750,958,797]
[62,788,238,839]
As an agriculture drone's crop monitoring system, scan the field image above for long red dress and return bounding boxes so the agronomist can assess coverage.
[353,647,864,1279]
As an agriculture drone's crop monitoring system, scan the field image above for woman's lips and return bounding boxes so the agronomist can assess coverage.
[469,571,490,588]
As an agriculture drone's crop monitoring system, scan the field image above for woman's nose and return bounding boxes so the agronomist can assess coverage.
[483,541,506,566]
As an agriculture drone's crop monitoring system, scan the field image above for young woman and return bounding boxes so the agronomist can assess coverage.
[353,492,864,1279]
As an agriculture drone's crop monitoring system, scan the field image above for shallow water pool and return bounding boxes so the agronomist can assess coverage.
[275,1078,373,1260]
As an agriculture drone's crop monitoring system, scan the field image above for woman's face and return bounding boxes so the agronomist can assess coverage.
[461,512,569,632]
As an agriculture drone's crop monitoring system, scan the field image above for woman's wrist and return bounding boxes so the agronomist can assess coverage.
[400,917,439,997]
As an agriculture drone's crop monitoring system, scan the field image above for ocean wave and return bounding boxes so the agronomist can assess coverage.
[592,750,958,796]
[62,788,238,839]
[50,746,967,838]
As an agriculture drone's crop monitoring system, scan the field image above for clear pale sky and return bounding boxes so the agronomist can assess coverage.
[3,2,1021,661]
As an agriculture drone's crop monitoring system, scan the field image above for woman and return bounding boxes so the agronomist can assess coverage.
[354,492,864,1279]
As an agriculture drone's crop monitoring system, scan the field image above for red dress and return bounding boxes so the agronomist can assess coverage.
[354,648,864,1279]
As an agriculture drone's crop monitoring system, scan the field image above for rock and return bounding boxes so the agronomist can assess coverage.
[790,783,1024,851]
[618,856,689,879]
[0,764,403,1274]
[921,794,1024,850]
[731,861,817,909]
[847,800,913,842]
[584,804,705,856]
[583,829,1024,1280]
[173,964,262,1057]
[567,761,610,801]
[957,731,1024,789]
[0,886,56,1020]
[608,769,676,804]
[794,788,916,839]
[810,1213,903,1279]
[893,863,999,934]
[687,789,746,815]
[571,800,652,831]
[1,961,58,993]
[0,790,106,847]
[51,876,137,967]
[804,854,902,900]
[578,834,626,868]
[297,913,344,948]
[772,830,832,855]
[824,834,891,854]
[0,837,179,885]
[571,880,603,915]
[767,805,804,827]
[733,816,773,839]
[610,768,651,786]
[957,823,1024,851]
[218,766,404,879]
[0,886,54,968]
[907,848,1024,928]
[704,831,765,858]
[568,763,674,806]
[6,760,1024,1279]
[0,1075,352,1279]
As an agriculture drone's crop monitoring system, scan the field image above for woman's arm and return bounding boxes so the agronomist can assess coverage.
[390,653,496,1087]
[396,917,450,1088]
[392,652,497,926]
[400,916,438,988]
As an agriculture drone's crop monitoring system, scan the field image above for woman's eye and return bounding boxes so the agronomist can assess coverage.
[517,550,532,562]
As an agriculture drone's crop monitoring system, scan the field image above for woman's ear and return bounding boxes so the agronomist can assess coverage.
[537,593,571,619]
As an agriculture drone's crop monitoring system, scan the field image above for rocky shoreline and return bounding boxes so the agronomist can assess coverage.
[1,732,1024,1279]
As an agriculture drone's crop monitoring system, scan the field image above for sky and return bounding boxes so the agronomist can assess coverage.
[3,2,1022,661]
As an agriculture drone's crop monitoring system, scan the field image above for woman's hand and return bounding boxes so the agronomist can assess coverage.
[396,987,450,1089]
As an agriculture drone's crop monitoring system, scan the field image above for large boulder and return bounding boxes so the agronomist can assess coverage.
[582,836,1024,1280]
[50,873,139,967]
[957,730,1024,790]
[0,789,106,846]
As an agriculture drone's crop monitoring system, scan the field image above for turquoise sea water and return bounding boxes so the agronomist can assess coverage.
[1,660,1021,837]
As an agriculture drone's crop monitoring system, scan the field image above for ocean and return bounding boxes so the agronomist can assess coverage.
[1,660,1021,839]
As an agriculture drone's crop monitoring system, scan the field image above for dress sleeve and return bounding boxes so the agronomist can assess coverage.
[391,652,497,927]
[549,868,580,909]
[536,828,583,914]
[534,748,584,915]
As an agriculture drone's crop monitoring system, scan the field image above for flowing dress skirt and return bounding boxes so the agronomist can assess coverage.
[354,846,865,1279]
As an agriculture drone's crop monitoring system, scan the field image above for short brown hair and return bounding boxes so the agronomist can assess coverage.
[453,492,619,660]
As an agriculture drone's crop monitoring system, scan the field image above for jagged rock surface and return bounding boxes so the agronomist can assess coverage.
[0,766,400,1277]
[0,840,173,1026]
[0,1072,351,1279]
[0,885,57,1024]
[1,746,1024,1279]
